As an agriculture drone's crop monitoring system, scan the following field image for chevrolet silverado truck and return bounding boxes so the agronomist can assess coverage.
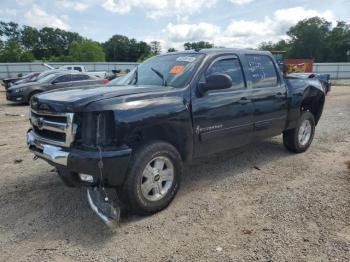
[27,49,325,226]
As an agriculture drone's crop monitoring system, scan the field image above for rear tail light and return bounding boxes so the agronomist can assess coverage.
[102,79,109,85]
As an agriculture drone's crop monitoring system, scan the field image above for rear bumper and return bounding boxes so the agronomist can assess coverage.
[27,129,132,187]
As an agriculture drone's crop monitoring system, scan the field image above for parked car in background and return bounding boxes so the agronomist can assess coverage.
[3,72,40,90]
[26,49,325,226]
[58,65,107,79]
[289,73,331,94]
[6,72,107,104]
[107,68,136,86]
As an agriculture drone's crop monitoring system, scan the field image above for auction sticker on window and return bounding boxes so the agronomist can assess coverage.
[176,56,196,63]
[170,65,185,74]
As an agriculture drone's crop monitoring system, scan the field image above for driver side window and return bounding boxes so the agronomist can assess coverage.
[206,58,245,89]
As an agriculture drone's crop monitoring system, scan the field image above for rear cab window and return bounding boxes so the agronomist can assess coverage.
[246,55,279,88]
[205,56,246,90]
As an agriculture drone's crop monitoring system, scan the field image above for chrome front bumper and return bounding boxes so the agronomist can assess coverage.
[27,130,69,166]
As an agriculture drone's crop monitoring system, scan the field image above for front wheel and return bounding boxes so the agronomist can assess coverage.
[283,111,315,153]
[121,141,182,215]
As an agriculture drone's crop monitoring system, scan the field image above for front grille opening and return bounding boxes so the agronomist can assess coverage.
[31,111,67,123]
[33,126,66,142]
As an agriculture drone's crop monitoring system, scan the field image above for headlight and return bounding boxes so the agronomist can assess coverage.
[77,111,115,147]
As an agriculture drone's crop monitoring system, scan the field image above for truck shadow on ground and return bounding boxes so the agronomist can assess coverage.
[1,137,292,248]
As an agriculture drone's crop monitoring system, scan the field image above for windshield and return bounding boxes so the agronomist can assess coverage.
[37,73,57,83]
[109,53,204,88]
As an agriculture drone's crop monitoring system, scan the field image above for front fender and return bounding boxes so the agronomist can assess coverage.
[85,93,194,161]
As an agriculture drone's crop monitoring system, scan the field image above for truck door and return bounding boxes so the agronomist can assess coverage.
[245,54,288,140]
[191,55,254,157]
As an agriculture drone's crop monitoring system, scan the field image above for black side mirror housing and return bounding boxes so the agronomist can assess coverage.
[198,74,232,96]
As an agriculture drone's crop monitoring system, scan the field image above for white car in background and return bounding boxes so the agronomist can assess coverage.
[58,65,107,79]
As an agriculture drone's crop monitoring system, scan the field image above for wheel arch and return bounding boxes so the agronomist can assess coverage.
[126,123,193,162]
[300,86,325,125]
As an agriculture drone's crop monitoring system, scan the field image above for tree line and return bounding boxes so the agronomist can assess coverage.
[1,17,350,63]
[259,17,350,62]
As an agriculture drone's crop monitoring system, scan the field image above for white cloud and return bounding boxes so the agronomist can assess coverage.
[228,0,254,5]
[59,0,89,11]
[164,22,220,42]
[101,0,217,19]
[157,7,336,50]
[25,4,70,30]
[0,8,17,16]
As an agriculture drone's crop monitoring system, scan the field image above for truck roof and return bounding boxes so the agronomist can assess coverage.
[162,48,272,56]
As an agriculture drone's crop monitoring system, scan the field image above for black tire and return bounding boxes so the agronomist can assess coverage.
[283,111,315,153]
[121,141,182,215]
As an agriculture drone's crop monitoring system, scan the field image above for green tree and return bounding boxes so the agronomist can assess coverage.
[287,17,331,62]
[259,40,291,53]
[0,39,34,62]
[184,41,214,50]
[21,26,40,51]
[167,47,177,52]
[103,35,152,62]
[68,39,105,62]
[325,21,350,62]
[103,35,132,62]
[0,21,21,41]
[150,41,161,55]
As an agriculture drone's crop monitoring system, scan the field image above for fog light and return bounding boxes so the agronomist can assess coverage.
[79,173,94,183]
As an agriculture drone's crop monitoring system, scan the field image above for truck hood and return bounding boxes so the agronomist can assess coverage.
[33,85,170,112]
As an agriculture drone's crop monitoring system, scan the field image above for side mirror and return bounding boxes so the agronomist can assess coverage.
[198,74,232,96]
[52,80,58,85]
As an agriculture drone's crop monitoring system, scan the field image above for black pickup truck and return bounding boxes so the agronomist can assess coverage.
[27,49,325,225]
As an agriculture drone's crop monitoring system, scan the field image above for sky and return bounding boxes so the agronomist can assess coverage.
[1,0,350,51]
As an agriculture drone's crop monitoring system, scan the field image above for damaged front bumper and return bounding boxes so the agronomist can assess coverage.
[27,129,132,227]
[27,129,132,187]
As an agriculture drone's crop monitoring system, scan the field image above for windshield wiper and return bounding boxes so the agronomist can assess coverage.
[151,67,167,86]
[134,67,138,85]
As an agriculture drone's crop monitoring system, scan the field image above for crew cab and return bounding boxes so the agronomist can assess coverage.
[26,49,325,224]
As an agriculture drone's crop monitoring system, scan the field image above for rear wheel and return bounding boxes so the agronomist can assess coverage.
[283,111,315,153]
[121,141,182,215]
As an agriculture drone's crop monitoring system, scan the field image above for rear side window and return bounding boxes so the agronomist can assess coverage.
[74,67,82,72]
[55,75,72,83]
[246,55,278,88]
[71,74,89,81]
[207,58,245,89]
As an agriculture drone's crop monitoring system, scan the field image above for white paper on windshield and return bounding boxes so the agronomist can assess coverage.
[176,56,196,63]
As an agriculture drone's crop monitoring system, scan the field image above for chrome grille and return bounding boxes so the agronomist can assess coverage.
[30,110,76,147]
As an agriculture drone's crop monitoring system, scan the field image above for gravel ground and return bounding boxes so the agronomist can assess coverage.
[0,86,349,262]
